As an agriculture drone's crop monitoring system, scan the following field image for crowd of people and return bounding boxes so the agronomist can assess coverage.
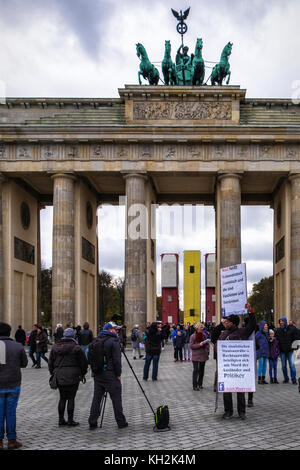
[1,310,300,449]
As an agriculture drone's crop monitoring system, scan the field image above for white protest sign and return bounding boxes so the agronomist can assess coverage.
[220,263,247,316]
[217,340,256,393]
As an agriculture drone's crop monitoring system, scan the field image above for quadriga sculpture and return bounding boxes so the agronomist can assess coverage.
[136,43,160,86]
[192,38,205,86]
[162,40,177,85]
[211,42,233,86]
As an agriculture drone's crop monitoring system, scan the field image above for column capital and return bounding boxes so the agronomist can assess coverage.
[217,171,243,182]
[51,172,77,182]
[122,171,148,182]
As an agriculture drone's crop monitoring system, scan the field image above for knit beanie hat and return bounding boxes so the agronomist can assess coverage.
[63,328,76,338]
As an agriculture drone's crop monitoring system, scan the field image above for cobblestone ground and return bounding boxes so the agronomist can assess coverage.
[9,342,300,450]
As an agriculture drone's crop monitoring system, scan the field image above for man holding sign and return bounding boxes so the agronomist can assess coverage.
[215,305,256,420]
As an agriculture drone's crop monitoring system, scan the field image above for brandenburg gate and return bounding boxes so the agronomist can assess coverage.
[0,84,299,333]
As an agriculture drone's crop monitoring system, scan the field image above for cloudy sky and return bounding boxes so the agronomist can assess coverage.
[3,0,298,310]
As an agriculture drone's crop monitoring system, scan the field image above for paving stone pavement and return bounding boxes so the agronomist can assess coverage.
[9,342,300,450]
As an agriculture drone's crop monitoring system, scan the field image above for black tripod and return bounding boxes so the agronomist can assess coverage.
[98,390,108,428]
[98,348,155,426]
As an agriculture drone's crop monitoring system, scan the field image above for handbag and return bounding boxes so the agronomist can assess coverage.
[49,355,65,390]
[49,373,58,390]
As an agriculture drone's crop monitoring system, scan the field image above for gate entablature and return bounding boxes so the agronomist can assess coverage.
[119,85,246,126]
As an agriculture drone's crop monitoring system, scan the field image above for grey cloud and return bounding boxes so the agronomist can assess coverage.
[0,0,115,58]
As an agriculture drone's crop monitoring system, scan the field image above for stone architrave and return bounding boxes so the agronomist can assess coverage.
[289,174,300,321]
[52,173,76,328]
[123,173,148,333]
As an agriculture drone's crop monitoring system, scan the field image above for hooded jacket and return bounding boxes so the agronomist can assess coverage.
[97,330,122,377]
[48,338,88,386]
[275,317,300,353]
[0,336,28,389]
[256,321,270,359]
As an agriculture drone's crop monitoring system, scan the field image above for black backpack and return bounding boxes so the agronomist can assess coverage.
[88,337,110,374]
[131,330,138,342]
[154,405,170,431]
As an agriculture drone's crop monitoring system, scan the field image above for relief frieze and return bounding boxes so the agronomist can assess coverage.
[0,142,299,162]
[17,145,33,160]
[133,101,232,121]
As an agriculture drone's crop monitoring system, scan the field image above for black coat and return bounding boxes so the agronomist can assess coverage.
[78,328,94,346]
[145,326,162,356]
[28,330,37,351]
[53,327,64,344]
[174,334,185,348]
[36,331,48,353]
[275,325,300,353]
[15,328,26,345]
[48,339,88,386]
[0,337,28,388]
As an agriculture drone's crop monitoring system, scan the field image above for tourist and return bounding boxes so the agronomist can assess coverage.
[268,329,280,383]
[35,326,49,368]
[27,324,38,367]
[275,317,300,384]
[0,322,28,449]
[143,322,163,381]
[14,325,26,346]
[256,321,270,384]
[215,310,256,420]
[53,323,64,344]
[88,322,128,429]
[48,328,88,426]
[189,322,210,390]
[119,324,127,351]
[183,324,191,361]
[174,329,184,362]
[131,324,143,360]
[78,322,94,358]
[172,324,181,360]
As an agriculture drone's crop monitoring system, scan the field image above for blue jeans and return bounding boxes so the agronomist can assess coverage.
[280,351,296,382]
[257,357,268,376]
[143,354,160,380]
[0,386,21,440]
[36,352,48,367]
[81,345,89,358]
[269,358,278,379]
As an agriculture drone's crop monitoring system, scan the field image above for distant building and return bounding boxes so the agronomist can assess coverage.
[161,253,179,325]
[205,253,216,324]
[184,251,201,324]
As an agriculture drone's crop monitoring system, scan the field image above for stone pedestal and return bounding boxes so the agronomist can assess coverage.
[124,173,148,333]
[290,174,300,323]
[52,173,76,328]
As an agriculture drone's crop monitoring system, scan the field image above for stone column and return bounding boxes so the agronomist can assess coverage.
[123,173,148,333]
[52,173,76,328]
[36,203,43,326]
[289,174,300,324]
[218,173,242,269]
[0,174,4,321]
[215,173,242,322]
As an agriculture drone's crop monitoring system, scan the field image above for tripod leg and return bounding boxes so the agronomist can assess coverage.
[99,391,107,428]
